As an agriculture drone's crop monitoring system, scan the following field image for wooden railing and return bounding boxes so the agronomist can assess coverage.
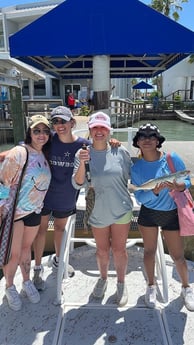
[109,98,144,127]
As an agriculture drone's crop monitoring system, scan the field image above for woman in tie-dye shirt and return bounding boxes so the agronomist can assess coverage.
[0,115,51,311]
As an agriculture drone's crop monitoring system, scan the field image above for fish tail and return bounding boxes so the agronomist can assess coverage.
[128,183,138,191]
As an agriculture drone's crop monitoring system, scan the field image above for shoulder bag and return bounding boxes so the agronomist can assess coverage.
[166,153,194,236]
[0,145,29,267]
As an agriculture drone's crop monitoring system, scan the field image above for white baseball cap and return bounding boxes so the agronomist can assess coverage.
[88,112,111,130]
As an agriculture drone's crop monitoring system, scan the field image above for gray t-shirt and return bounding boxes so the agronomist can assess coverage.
[72,145,133,227]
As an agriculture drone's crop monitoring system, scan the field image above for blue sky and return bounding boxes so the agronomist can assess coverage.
[141,0,194,31]
[1,0,194,31]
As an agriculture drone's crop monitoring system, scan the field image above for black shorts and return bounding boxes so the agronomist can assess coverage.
[15,212,41,227]
[41,207,76,219]
[138,205,179,231]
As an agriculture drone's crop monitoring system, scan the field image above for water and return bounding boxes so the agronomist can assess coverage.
[112,119,194,142]
[136,119,194,141]
[0,119,193,154]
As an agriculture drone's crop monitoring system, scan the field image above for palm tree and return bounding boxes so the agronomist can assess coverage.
[150,0,188,21]
[150,1,193,63]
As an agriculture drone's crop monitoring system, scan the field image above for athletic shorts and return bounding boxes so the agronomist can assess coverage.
[115,210,133,225]
[41,207,76,219]
[138,205,179,231]
[15,212,41,227]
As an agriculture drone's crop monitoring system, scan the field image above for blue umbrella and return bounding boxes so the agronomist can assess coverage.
[133,81,153,89]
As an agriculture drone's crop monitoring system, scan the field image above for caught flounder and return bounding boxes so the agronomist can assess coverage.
[83,186,95,231]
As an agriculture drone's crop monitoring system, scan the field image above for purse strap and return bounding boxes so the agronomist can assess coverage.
[166,153,176,173]
[166,152,194,206]
[10,145,29,220]
[14,145,29,206]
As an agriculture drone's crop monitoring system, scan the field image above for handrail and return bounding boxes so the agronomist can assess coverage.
[55,214,76,305]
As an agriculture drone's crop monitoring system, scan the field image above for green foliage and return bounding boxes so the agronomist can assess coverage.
[79,105,91,116]
[188,54,194,64]
[174,94,181,101]
[150,91,159,100]
[150,0,188,21]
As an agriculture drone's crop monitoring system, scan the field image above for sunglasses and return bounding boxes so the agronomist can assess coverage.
[138,134,157,141]
[52,118,68,125]
[32,129,50,136]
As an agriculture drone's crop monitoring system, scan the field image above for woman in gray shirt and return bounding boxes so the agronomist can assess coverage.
[72,111,133,307]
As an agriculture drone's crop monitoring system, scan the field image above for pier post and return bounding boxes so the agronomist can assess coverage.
[10,86,25,145]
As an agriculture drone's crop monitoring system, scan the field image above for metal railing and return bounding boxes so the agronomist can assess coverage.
[54,194,168,306]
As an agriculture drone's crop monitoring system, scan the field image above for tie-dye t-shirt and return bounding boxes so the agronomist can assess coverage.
[0,145,51,220]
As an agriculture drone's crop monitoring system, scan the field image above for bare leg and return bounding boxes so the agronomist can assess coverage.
[3,220,24,288]
[33,215,49,266]
[53,217,68,257]
[20,225,40,282]
[139,225,158,285]
[111,223,129,283]
[92,226,111,280]
[163,230,189,287]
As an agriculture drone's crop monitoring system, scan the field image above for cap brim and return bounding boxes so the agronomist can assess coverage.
[51,114,71,121]
[89,123,111,130]
[132,134,165,148]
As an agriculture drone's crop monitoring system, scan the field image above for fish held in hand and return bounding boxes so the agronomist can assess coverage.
[128,170,190,191]
[83,186,95,231]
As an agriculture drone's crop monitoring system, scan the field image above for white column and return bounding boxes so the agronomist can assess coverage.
[28,78,34,99]
[93,55,110,112]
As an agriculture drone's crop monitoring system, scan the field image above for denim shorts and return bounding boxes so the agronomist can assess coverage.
[138,205,179,231]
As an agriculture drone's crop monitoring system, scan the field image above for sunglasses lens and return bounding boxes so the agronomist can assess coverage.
[52,118,67,125]
[139,134,156,141]
[32,129,50,135]
[43,130,50,135]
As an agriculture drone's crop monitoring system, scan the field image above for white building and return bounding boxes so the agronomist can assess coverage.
[162,56,194,101]
[0,0,88,105]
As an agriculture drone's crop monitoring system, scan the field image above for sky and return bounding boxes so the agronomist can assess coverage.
[141,0,194,31]
[0,0,194,32]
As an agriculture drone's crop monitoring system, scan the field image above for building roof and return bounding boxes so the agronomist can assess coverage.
[9,0,194,79]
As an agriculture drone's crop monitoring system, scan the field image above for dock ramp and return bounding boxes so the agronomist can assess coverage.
[175,110,194,124]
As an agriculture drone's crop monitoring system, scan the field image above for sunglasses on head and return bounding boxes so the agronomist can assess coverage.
[52,118,68,125]
[32,129,50,135]
[138,134,157,141]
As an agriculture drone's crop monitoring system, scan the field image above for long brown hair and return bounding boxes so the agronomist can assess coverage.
[24,127,52,162]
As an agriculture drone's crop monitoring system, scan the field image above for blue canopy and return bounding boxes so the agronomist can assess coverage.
[133,81,153,89]
[9,0,194,79]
